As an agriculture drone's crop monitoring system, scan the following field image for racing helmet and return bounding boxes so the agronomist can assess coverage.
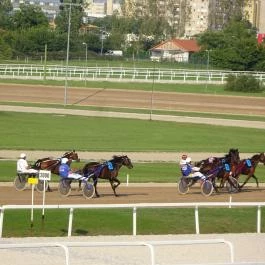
[61,157,68,164]
[20,153,26,158]
[186,157,191,163]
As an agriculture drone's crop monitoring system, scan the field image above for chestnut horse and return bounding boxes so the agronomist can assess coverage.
[82,155,133,197]
[233,152,265,189]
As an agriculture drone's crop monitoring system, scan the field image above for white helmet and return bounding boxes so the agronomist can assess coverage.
[186,157,191,163]
[179,155,191,165]
[20,153,26,158]
[61,158,68,164]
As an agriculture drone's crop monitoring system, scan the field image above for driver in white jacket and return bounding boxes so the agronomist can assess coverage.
[17,153,38,175]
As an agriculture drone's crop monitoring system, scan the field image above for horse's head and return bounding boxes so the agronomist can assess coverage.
[258,152,265,165]
[62,150,80,162]
[112,155,133,169]
[228,148,240,164]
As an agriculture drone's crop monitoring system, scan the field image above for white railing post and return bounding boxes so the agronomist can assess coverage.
[257,205,261,233]
[68,208,74,237]
[133,206,137,236]
[195,205,200,234]
[0,208,4,238]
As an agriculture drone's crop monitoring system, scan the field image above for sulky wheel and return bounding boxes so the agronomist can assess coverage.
[58,179,71,197]
[35,180,49,193]
[178,178,189,195]
[201,180,214,197]
[82,181,95,199]
[225,176,239,193]
[13,174,27,191]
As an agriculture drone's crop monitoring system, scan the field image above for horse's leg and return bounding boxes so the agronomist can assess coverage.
[110,178,120,197]
[251,174,259,188]
[94,179,100,197]
[239,174,252,189]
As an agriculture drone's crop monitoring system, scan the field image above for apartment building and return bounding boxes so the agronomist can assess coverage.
[244,0,265,33]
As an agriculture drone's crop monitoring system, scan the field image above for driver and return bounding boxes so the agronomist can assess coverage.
[179,155,206,181]
[17,153,38,175]
[59,157,83,179]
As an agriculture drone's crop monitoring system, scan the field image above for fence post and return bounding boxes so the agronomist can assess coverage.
[257,205,261,233]
[195,205,200,234]
[0,208,4,238]
[133,207,137,236]
[68,208,74,237]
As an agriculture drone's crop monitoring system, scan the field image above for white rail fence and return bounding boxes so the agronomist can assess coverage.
[0,239,235,265]
[0,202,264,238]
[1,64,265,84]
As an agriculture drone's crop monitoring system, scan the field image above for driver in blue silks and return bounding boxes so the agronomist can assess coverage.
[59,157,83,179]
[179,154,206,181]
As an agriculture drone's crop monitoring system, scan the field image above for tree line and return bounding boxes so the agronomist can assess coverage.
[0,0,265,72]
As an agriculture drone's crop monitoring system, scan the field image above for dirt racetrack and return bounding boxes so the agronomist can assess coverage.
[1,83,265,116]
[0,182,264,205]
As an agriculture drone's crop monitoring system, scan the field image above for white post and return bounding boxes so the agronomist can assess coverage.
[195,206,200,234]
[0,208,4,238]
[42,181,46,219]
[229,195,232,209]
[133,207,137,236]
[68,208,74,237]
[31,184,35,228]
[257,205,261,233]
[126,174,129,186]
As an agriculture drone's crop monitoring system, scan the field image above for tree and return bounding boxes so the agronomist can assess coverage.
[197,18,265,71]
[0,0,13,30]
[12,4,49,30]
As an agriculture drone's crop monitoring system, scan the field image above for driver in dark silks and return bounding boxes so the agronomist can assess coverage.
[180,154,206,186]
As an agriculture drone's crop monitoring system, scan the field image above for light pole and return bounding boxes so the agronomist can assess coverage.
[100,28,105,56]
[62,1,80,106]
[205,49,211,92]
[82,42,87,65]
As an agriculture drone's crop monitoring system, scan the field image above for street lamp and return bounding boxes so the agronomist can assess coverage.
[82,42,87,65]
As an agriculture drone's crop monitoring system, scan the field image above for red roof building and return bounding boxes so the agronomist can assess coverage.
[150,39,200,62]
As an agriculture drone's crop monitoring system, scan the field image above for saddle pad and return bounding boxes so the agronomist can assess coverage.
[245,159,252,168]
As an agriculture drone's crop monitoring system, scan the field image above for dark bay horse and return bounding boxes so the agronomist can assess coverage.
[233,152,265,189]
[82,155,133,197]
[197,149,240,191]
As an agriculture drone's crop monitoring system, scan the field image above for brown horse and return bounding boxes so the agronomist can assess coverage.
[32,150,79,174]
[32,150,79,191]
[82,155,133,197]
[197,149,240,191]
[233,152,265,189]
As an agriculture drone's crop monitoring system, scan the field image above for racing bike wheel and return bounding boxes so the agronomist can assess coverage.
[82,180,95,199]
[225,176,239,193]
[201,180,214,197]
[178,178,189,194]
[58,179,71,197]
[13,175,27,191]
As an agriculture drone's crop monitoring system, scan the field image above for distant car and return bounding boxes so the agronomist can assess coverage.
[105,50,123,56]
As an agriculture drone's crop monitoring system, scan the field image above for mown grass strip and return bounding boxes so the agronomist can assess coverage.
[2,207,264,237]
[0,112,264,152]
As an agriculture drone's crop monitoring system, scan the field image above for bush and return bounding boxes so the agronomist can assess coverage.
[225,74,264,92]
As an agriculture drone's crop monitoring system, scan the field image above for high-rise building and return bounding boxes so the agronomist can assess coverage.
[244,0,265,33]
[184,0,210,37]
